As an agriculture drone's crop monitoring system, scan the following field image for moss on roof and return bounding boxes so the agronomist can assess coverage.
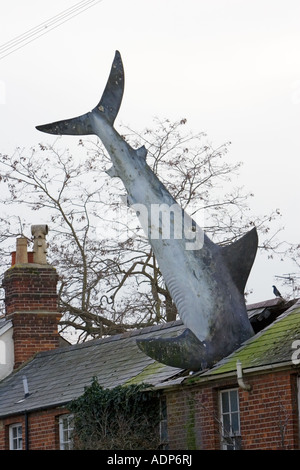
[203,304,300,377]
[125,361,167,385]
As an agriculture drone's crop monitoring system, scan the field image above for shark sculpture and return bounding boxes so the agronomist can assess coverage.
[36,51,258,370]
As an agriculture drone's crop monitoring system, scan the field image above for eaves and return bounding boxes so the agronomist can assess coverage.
[183,359,299,387]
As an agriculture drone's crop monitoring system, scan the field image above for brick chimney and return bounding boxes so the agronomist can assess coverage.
[2,225,61,369]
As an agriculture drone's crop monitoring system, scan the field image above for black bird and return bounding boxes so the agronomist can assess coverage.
[272,285,282,298]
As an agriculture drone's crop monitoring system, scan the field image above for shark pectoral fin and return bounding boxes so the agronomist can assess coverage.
[221,227,258,294]
[36,51,124,136]
[135,145,147,160]
[136,328,209,371]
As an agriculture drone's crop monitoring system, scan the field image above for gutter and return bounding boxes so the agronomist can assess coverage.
[0,400,70,420]
[0,361,297,420]
[183,360,297,386]
[148,360,298,393]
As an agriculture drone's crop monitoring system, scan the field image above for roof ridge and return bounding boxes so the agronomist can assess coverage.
[246,298,284,310]
[35,319,184,359]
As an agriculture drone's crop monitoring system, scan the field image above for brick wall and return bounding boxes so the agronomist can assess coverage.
[11,312,62,368]
[239,371,299,449]
[2,264,61,369]
[0,408,69,450]
[165,369,299,450]
[166,386,219,449]
[0,369,298,450]
[2,265,58,314]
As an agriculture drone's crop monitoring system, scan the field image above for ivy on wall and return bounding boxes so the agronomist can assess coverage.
[68,377,161,450]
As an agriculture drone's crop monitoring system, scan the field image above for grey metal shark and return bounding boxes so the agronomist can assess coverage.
[36,51,258,370]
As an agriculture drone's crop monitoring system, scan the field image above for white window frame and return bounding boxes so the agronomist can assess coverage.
[159,396,168,449]
[59,414,74,450]
[9,423,23,450]
[219,388,241,450]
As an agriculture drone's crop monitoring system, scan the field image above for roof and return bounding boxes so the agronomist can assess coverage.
[198,300,300,379]
[246,297,283,320]
[0,320,185,418]
[0,298,298,417]
[0,317,12,335]
[246,297,295,333]
[246,297,284,310]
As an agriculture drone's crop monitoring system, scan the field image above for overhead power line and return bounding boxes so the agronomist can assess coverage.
[0,0,103,60]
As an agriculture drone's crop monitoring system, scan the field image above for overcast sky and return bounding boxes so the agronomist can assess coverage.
[1,0,300,303]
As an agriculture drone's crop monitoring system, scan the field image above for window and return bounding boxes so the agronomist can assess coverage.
[59,414,74,450]
[219,389,241,450]
[9,423,23,450]
[0,339,6,365]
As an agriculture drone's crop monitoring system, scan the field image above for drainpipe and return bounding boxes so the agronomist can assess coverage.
[24,411,29,450]
[22,376,30,450]
[236,360,252,391]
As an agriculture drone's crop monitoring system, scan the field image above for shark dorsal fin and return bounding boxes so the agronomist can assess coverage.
[221,227,258,294]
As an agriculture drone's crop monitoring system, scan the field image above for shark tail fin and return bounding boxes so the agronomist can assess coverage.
[36,50,124,136]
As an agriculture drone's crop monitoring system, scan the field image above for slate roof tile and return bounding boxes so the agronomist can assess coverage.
[199,300,300,378]
[1,301,299,418]
[0,321,185,417]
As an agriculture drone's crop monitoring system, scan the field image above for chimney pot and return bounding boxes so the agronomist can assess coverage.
[15,237,28,264]
[31,225,48,264]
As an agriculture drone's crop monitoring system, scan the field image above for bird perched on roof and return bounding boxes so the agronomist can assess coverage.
[272,285,282,298]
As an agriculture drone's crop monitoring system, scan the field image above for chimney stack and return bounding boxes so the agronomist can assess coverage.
[2,225,61,369]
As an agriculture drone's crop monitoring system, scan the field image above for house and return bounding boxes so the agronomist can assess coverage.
[0,230,300,450]
[166,299,300,450]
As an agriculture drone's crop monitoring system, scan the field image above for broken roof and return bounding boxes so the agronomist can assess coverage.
[1,299,299,418]
[198,300,300,379]
[247,297,284,320]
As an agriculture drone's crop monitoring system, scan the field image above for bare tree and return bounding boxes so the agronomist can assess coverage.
[0,118,286,341]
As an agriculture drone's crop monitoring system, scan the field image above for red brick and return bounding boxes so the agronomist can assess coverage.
[2,264,61,368]
[165,370,299,450]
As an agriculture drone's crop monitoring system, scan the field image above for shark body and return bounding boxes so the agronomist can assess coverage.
[36,51,257,370]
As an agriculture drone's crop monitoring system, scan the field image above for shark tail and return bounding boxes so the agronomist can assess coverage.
[136,328,211,371]
[36,50,124,136]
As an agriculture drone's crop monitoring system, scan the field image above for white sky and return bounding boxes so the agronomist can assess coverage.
[0,0,300,303]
